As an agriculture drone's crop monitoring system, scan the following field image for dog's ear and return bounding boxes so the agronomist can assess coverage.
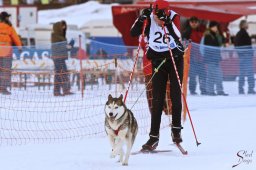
[108,94,113,101]
[119,94,123,100]
[116,94,123,105]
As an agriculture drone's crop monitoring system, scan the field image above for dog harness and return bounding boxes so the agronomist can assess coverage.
[114,127,121,136]
[106,110,130,136]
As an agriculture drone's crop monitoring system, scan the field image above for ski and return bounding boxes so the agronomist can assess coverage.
[131,149,172,155]
[175,143,188,155]
[132,144,187,155]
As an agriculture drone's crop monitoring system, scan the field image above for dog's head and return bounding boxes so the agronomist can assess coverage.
[105,94,126,121]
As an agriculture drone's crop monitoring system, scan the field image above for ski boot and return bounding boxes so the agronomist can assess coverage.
[171,126,183,143]
[142,135,159,151]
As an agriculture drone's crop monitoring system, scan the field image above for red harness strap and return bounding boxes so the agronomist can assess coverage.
[114,126,121,136]
[112,110,128,136]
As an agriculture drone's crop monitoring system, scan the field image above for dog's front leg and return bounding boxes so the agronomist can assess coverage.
[115,148,124,163]
[122,136,133,166]
[117,144,124,163]
[113,138,124,163]
[108,135,116,158]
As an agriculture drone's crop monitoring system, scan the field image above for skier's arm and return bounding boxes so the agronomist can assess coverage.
[130,8,152,37]
[157,10,184,56]
[165,14,181,42]
[155,9,180,41]
[130,18,145,37]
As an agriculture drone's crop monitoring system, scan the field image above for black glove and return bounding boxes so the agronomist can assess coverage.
[175,40,185,57]
[139,8,152,21]
[142,8,152,17]
[69,39,75,47]
[176,41,184,50]
[156,9,170,23]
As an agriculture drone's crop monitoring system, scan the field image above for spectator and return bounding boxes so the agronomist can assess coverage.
[182,16,207,95]
[51,20,74,96]
[235,20,255,94]
[96,48,108,59]
[131,0,185,151]
[203,21,228,96]
[0,11,22,95]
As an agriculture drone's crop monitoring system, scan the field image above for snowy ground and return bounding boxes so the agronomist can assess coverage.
[0,81,255,170]
[38,1,113,28]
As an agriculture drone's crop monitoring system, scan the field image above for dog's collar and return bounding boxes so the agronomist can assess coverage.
[115,110,126,122]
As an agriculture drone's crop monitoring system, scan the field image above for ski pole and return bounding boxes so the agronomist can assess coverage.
[124,19,148,103]
[162,25,201,146]
[78,35,84,98]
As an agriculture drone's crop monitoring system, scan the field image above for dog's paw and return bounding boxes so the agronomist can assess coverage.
[122,162,128,166]
[117,156,123,163]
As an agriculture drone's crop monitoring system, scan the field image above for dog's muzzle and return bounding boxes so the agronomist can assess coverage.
[109,112,117,121]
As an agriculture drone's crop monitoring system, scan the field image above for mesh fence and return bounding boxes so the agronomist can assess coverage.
[190,42,256,95]
[0,40,255,146]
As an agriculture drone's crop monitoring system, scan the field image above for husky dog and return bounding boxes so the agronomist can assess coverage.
[104,94,138,166]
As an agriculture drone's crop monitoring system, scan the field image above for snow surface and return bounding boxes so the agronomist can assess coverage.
[0,81,255,170]
[38,1,114,28]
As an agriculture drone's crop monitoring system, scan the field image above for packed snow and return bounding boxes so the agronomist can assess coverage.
[1,1,256,170]
[0,81,255,170]
[38,1,114,28]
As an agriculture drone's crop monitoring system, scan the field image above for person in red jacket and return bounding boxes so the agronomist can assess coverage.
[182,16,207,95]
[0,11,22,95]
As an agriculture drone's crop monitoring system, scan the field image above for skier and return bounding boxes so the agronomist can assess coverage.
[130,0,185,151]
